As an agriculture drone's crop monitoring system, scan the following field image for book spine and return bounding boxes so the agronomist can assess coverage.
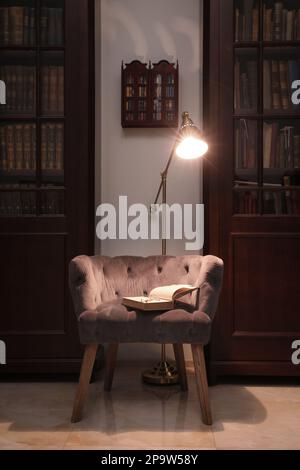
[23,7,30,45]
[10,7,24,45]
[47,124,56,169]
[6,125,15,171]
[235,8,239,42]
[14,124,23,170]
[58,66,64,114]
[282,9,287,40]
[263,60,272,110]
[16,66,23,112]
[27,67,35,113]
[273,2,283,41]
[246,61,257,111]
[41,124,47,170]
[29,8,35,45]
[279,61,289,110]
[252,7,259,41]
[31,125,36,170]
[23,124,32,170]
[263,122,272,169]
[41,66,49,114]
[40,7,48,44]
[271,60,281,110]
[11,66,17,112]
[49,66,58,113]
[294,135,300,168]
[265,9,273,41]
[270,123,279,168]
[48,8,56,46]
[286,10,294,41]
[55,124,64,170]
[56,8,64,45]
[0,126,7,171]
[5,66,12,111]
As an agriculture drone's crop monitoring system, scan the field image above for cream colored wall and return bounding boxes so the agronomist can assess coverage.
[95,0,203,361]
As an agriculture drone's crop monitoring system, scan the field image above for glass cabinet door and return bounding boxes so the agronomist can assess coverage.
[0,0,65,218]
[233,0,300,216]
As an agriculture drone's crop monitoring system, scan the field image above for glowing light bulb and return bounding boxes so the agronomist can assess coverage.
[176,136,208,160]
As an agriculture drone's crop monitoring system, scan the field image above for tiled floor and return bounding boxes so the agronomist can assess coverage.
[0,365,300,450]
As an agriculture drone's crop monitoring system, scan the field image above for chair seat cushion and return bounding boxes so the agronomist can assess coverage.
[78,300,212,344]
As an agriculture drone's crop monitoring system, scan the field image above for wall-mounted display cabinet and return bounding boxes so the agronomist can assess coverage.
[121,59,178,128]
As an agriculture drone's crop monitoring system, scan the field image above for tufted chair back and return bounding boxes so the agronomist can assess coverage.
[69,255,224,320]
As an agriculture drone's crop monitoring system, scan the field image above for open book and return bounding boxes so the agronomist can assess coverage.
[122,285,199,311]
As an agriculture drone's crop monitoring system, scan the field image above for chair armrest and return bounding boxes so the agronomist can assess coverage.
[69,255,100,318]
[197,255,224,320]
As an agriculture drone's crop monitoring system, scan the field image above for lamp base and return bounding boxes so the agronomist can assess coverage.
[142,361,179,385]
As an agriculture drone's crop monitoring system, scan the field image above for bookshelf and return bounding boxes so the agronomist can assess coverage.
[121,60,178,128]
[0,0,65,217]
[205,0,300,380]
[0,0,95,374]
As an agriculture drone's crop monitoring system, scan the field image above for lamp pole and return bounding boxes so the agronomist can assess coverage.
[142,112,206,385]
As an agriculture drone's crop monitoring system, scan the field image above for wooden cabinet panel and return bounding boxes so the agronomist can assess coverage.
[0,234,66,334]
[233,235,300,335]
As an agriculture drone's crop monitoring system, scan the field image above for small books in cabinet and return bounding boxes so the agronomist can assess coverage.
[122,60,178,128]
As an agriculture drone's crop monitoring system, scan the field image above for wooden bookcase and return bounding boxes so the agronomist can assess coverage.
[121,60,178,128]
[0,0,95,373]
[205,0,300,380]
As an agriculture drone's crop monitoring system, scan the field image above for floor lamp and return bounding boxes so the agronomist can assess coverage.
[142,111,209,385]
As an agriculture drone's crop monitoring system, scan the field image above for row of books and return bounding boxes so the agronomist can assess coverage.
[41,66,64,115]
[264,190,300,214]
[0,66,36,113]
[0,6,35,45]
[40,7,64,45]
[235,60,257,111]
[235,119,257,169]
[0,124,36,172]
[263,122,300,168]
[235,190,258,213]
[41,124,64,171]
[0,186,36,216]
[234,189,300,214]
[264,59,300,110]
[235,1,259,42]
[0,185,64,216]
[264,2,300,41]
[0,123,64,173]
[235,1,300,42]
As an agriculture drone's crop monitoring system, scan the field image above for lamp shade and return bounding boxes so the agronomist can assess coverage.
[176,112,208,160]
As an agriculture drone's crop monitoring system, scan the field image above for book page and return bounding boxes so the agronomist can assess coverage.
[149,285,194,301]
[123,296,169,304]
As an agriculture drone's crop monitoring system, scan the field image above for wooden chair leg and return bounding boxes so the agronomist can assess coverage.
[173,344,188,391]
[191,344,213,425]
[71,343,98,423]
[104,343,119,391]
